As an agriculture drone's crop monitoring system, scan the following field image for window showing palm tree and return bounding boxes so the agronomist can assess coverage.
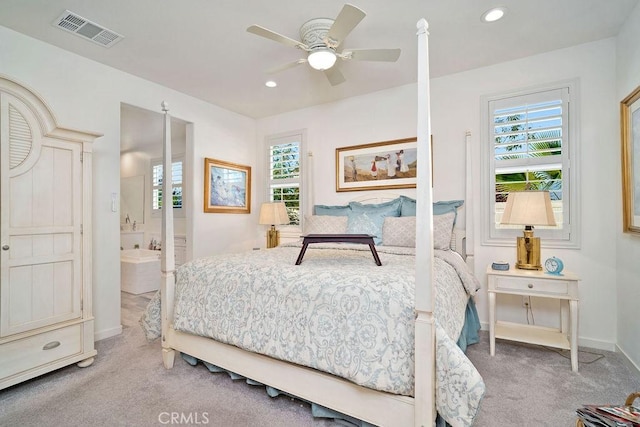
[492,98,565,228]
[268,138,301,226]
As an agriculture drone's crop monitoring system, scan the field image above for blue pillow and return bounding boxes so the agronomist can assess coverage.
[399,196,464,225]
[434,200,464,226]
[433,199,464,215]
[314,204,351,216]
[400,195,416,216]
[349,198,402,214]
[347,199,401,245]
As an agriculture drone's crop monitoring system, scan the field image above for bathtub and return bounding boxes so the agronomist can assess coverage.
[121,249,161,294]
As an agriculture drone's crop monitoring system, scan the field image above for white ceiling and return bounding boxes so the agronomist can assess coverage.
[0,0,637,119]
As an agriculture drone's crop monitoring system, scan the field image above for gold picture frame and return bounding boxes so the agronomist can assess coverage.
[621,85,640,234]
[336,137,418,192]
[203,158,251,214]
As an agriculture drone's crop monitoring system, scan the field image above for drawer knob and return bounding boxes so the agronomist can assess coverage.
[528,283,534,289]
[43,341,61,350]
[1,245,8,251]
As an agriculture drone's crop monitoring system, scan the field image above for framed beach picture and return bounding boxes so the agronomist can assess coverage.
[203,158,251,213]
[336,137,418,192]
[621,85,640,234]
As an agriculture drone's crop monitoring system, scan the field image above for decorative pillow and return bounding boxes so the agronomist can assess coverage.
[433,199,464,215]
[349,198,402,214]
[382,216,416,247]
[314,204,351,216]
[303,215,348,235]
[344,200,400,245]
[400,195,417,216]
[400,196,464,224]
[433,211,456,250]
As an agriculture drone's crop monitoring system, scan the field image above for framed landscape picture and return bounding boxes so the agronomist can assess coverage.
[335,137,417,192]
[621,85,640,234]
[203,158,251,213]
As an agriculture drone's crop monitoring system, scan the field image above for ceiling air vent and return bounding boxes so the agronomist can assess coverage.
[53,10,123,48]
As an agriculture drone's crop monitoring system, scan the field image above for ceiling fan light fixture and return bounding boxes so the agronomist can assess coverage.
[307,49,337,70]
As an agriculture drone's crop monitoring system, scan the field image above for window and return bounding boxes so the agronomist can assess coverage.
[151,156,185,218]
[481,81,579,247]
[266,131,305,226]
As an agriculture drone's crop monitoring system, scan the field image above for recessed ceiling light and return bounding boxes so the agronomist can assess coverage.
[265,80,277,88]
[481,7,506,23]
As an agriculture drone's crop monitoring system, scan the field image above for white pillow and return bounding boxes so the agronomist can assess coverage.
[304,215,348,235]
[382,216,416,247]
[433,211,456,250]
[382,212,455,249]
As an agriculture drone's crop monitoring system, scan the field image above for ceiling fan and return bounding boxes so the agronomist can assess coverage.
[246,3,401,86]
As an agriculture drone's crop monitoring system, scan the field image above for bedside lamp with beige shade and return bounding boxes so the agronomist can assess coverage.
[500,191,556,270]
[259,202,289,248]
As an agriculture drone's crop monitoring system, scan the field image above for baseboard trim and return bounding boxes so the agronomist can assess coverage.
[95,325,123,341]
[616,344,640,376]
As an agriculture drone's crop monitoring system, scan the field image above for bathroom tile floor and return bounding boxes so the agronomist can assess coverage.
[121,291,154,328]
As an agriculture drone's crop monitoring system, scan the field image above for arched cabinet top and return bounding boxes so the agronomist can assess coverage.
[0,74,103,144]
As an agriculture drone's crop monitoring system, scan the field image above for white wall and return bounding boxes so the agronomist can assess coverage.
[257,38,621,353]
[0,25,257,340]
[616,1,640,371]
[2,16,635,366]
[256,84,419,209]
[446,39,619,352]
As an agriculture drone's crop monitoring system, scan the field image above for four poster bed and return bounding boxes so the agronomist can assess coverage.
[143,20,484,426]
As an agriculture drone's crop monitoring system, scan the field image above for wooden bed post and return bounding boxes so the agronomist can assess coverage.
[160,101,176,368]
[465,131,475,271]
[414,18,435,426]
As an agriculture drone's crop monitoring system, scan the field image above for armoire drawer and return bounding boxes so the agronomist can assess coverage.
[0,324,82,379]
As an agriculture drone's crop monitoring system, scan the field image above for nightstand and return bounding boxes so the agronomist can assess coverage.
[487,266,580,372]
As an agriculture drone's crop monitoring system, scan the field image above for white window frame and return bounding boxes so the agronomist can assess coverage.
[150,155,185,218]
[480,79,580,248]
[265,130,306,232]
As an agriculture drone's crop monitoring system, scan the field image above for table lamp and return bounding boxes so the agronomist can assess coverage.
[259,202,289,248]
[500,191,556,270]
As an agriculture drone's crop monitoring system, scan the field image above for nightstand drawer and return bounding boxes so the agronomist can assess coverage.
[493,276,569,296]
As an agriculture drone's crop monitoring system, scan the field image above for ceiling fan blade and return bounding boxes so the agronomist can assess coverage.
[266,59,307,74]
[345,48,401,62]
[324,66,346,86]
[326,4,366,48]
[247,25,308,50]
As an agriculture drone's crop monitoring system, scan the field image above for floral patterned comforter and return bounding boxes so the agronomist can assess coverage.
[141,244,484,425]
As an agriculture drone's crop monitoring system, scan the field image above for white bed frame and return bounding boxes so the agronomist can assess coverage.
[158,20,473,426]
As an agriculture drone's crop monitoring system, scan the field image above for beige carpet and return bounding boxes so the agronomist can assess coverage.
[0,292,338,427]
[0,291,638,426]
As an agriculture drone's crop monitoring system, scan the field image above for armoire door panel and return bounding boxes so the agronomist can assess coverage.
[9,233,74,260]
[6,260,78,335]
[1,93,82,338]
[0,77,98,390]
[10,145,76,228]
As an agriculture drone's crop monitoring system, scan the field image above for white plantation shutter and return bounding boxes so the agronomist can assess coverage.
[267,132,303,226]
[151,157,184,217]
[483,82,578,246]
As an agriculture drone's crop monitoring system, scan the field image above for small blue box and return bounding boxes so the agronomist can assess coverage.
[491,261,510,271]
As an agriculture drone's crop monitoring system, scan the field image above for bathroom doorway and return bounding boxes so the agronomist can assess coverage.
[119,103,192,320]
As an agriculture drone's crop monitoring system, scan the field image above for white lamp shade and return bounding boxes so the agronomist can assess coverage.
[307,49,337,70]
[501,191,556,226]
[259,202,289,225]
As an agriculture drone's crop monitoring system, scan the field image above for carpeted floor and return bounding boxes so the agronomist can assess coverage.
[466,328,640,426]
[0,291,638,427]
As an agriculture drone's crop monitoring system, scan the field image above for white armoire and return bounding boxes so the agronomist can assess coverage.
[0,76,101,390]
